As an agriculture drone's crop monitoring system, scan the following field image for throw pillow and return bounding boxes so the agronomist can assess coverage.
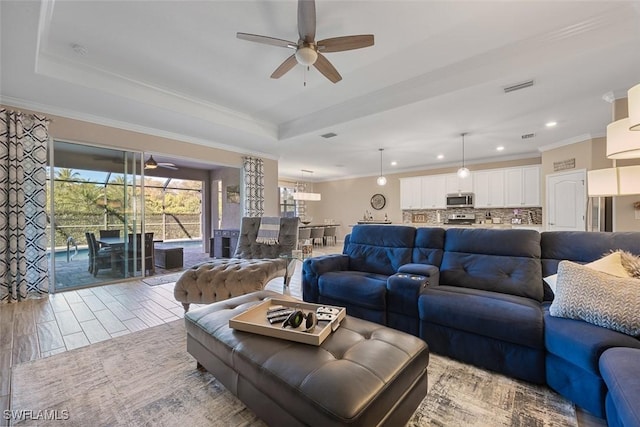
[543,251,630,294]
[549,261,640,336]
[618,250,640,279]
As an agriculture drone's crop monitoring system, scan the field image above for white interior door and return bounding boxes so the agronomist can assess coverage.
[546,170,586,231]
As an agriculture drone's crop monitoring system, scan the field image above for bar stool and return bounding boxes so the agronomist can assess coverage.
[323,226,337,246]
[310,227,325,247]
[298,227,311,249]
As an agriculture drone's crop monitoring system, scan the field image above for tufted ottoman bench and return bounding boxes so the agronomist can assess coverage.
[185,290,429,427]
[174,258,287,311]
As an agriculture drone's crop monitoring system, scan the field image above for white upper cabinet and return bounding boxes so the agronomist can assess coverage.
[400,165,541,210]
[473,170,505,208]
[504,166,541,207]
[445,173,473,194]
[421,175,447,209]
[400,177,422,209]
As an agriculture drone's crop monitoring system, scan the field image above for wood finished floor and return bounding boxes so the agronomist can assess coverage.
[0,246,605,427]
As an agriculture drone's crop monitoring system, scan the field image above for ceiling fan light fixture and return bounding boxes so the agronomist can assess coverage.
[295,46,318,66]
[145,155,158,169]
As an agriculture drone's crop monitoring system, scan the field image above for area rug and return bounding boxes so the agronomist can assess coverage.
[142,271,184,286]
[11,321,577,426]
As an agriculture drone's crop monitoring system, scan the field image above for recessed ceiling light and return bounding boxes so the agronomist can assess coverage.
[496,146,505,151]
[545,121,557,127]
[390,161,397,166]
[437,154,444,160]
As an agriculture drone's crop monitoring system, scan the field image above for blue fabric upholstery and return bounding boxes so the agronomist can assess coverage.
[601,348,640,427]
[419,285,545,383]
[540,231,640,301]
[544,303,640,417]
[303,225,416,325]
[343,225,416,275]
[411,227,445,265]
[386,273,429,336]
[440,228,543,301]
[540,231,640,418]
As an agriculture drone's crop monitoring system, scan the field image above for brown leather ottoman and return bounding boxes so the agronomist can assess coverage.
[184,290,429,427]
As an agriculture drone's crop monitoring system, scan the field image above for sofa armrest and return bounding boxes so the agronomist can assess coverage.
[398,263,440,288]
[302,254,350,303]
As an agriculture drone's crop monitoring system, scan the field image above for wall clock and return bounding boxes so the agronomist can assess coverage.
[370,193,386,210]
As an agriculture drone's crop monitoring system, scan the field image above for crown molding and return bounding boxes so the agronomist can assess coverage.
[1,96,279,161]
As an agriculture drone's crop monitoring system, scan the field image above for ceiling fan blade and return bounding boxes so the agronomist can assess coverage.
[236,32,296,49]
[271,54,298,79]
[313,53,342,83]
[317,35,374,53]
[158,163,178,170]
[297,0,316,43]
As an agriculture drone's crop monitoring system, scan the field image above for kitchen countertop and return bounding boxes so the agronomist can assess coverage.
[404,223,544,230]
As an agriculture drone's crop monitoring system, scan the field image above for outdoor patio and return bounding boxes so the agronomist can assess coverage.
[52,242,212,291]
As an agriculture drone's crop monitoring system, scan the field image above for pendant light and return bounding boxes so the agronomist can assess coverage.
[376,148,387,186]
[292,169,321,201]
[457,133,470,178]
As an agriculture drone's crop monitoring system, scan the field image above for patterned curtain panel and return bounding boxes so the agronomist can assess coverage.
[0,109,50,302]
[242,156,264,217]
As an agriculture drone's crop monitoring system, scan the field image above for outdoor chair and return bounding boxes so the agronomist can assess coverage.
[86,232,113,277]
[121,232,155,276]
[174,217,299,311]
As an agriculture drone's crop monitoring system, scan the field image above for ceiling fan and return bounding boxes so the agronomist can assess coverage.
[236,0,374,83]
[145,155,178,170]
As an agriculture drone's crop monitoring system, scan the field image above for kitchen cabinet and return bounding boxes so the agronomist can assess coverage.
[445,173,473,195]
[473,170,505,208]
[400,177,422,209]
[505,166,540,207]
[421,175,447,209]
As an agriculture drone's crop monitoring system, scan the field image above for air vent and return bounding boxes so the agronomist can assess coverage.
[521,133,536,139]
[504,80,534,93]
[320,132,337,139]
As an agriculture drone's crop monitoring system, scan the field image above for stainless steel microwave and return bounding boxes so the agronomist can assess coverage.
[446,193,474,208]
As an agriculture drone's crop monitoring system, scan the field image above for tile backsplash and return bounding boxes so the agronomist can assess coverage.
[402,207,543,225]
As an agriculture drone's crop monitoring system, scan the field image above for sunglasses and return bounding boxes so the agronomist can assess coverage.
[282,310,317,332]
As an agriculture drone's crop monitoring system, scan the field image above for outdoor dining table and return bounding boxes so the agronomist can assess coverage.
[96,236,162,276]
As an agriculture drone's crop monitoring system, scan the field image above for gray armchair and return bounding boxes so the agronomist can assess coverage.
[174,217,299,311]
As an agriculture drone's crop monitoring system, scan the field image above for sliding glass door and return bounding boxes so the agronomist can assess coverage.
[48,141,145,291]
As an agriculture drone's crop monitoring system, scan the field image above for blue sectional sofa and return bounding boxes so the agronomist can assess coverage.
[302,225,640,424]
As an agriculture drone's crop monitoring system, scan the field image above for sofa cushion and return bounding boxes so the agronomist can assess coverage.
[440,228,543,301]
[419,286,544,349]
[549,261,640,336]
[343,225,416,276]
[600,348,640,427]
[318,271,387,311]
[543,251,632,293]
[544,303,640,375]
[411,227,445,266]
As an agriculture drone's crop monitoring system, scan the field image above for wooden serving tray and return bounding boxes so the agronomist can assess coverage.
[229,298,346,346]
